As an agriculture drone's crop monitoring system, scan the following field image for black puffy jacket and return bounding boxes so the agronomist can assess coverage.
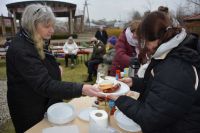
[6,29,83,133]
[115,34,200,133]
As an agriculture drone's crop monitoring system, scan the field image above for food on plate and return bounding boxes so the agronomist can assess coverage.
[95,80,121,107]
[99,82,121,93]
[99,80,114,89]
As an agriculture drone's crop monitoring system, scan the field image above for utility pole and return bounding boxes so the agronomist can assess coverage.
[83,0,90,29]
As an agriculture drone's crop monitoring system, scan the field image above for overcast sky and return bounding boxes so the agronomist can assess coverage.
[0,0,188,21]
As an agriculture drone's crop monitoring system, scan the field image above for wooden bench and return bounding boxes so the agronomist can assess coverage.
[0,46,6,59]
[50,45,93,63]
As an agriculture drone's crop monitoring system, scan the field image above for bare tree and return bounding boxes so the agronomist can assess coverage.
[176,5,187,25]
[187,0,200,13]
[143,10,151,17]
[187,0,200,14]
[187,0,200,6]
[143,0,152,11]
[132,11,142,20]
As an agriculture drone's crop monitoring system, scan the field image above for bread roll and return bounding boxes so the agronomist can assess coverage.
[99,80,114,91]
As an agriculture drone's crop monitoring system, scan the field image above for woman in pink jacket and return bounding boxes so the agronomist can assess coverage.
[109,20,140,76]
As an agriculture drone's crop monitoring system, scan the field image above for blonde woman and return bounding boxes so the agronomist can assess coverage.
[6,4,102,133]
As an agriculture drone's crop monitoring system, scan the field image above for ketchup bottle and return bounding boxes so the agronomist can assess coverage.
[109,100,116,115]
[116,70,121,80]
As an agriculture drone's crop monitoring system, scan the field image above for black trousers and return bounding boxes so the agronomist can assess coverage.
[65,54,77,66]
[85,59,102,76]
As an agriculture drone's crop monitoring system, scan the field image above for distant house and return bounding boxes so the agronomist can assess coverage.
[114,21,126,29]
[184,14,200,37]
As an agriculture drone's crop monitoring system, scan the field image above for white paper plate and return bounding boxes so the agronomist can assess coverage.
[114,110,141,132]
[47,102,76,125]
[98,76,130,96]
[42,125,79,133]
[78,107,97,122]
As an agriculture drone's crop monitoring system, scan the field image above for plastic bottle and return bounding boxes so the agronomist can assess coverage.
[115,70,121,80]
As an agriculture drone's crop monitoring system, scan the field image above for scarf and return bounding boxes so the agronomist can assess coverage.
[137,28,187,78]
[125,27,138,47]
[152,28,187,59]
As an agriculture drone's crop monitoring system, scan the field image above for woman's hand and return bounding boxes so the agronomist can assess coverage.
[119,77,133,87]
[82,84,104,97]
[107,95,119,101]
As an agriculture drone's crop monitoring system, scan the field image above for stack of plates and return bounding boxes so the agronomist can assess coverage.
[114,110,141,132]
[47,102,76,125]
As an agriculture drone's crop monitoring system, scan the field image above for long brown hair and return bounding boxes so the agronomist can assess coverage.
[139,11,182,46]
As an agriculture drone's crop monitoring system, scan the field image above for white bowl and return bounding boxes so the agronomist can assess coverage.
[114,110,141,132]
[47,102,76,125]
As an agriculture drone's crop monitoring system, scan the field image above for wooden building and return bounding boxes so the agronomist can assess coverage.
[3,0,84,36]
[184,14,200,36]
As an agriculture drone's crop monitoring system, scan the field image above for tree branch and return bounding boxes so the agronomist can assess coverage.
[188,0,200,6]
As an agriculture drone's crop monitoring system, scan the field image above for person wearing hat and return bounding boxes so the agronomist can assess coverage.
[84,37,106,82]
[63,36,78,68]
[103,36,117,65]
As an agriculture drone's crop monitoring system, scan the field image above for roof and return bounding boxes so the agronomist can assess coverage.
[184,14,200,21]
[6,0,77,19]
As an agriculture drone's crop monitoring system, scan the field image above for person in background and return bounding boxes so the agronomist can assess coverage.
[3,37,12,51]
[95,26,108,45]
[109,20,141,76]
[6,4,103,133]
[108,11,200,133]
[63,36,78,68]
[97,36,118,76]
[103,36,117,65]
[84,37,105,82]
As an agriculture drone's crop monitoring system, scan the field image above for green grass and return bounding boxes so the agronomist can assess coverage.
[0,60,6,80]
[57,58,89,82]
[0,120,15,133]
[0,58,95,83]
[0,57,95,133]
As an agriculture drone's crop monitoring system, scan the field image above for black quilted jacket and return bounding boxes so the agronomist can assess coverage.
[6,29,83,133]
[115,34,200,133]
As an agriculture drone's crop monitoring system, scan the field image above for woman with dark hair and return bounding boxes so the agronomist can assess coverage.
[109,11,200,133]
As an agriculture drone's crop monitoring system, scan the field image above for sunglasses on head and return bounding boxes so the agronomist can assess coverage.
[33,7,47,16]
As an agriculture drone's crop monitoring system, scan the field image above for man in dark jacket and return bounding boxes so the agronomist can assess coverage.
[84,37,105,82]
[95,26,108,45]
[6,4,102,133]
[109,11,200,133]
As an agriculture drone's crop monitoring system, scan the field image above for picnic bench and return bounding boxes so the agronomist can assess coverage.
[50,45,93,63]
[0,46,6,59]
